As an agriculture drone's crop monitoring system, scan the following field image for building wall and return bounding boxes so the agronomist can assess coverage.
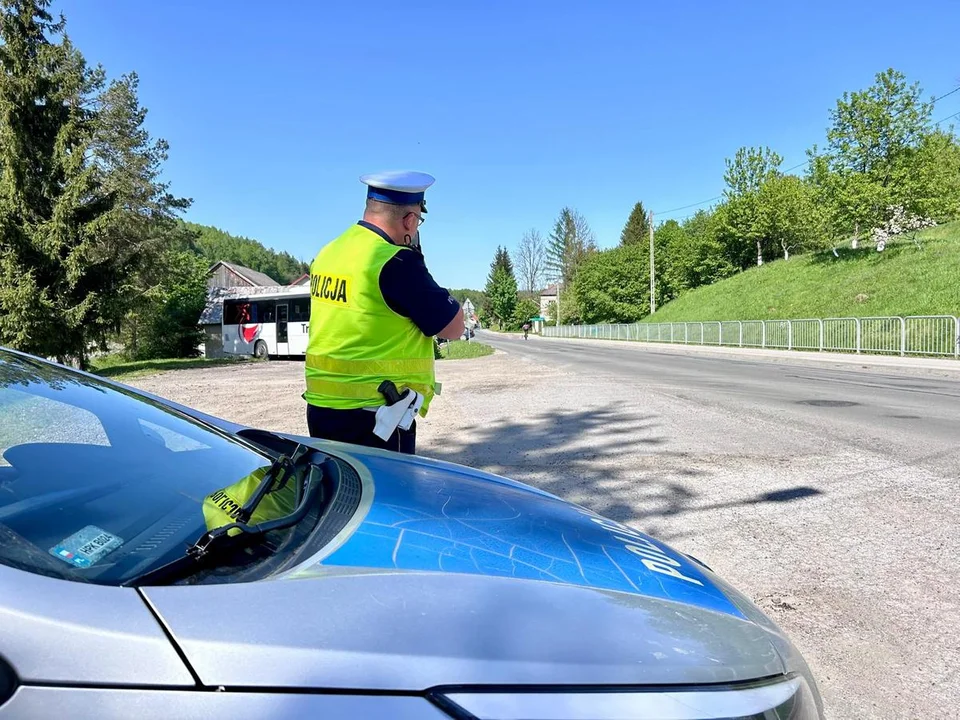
[540,294,556,319]
[207,265,252,290]
[202,325,225,359]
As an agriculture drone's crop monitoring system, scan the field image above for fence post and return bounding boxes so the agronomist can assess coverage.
[955,316,959,359]
[788,321,793,351]
[899,317,906,356]
[738,321,743,347]
[716,322,722,345]
[818,319,824,352]
[700,322,704,345]
[685,323,689,344]
[761,321,766,349]
[856,318,861,354]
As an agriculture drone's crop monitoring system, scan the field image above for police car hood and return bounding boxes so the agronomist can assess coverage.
[142,442,797,690]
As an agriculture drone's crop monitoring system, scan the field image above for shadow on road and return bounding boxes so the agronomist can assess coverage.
[426,404,824,540]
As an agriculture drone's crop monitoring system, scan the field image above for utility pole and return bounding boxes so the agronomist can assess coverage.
[648,210,656,314]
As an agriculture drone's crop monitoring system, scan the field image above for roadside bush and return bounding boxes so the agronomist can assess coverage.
[122,252,208,360]
[508,297,540,330]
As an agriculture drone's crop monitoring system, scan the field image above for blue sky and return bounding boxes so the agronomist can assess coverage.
[58,0,959,289]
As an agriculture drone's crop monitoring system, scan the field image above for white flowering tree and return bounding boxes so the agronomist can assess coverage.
[870,205,936,252]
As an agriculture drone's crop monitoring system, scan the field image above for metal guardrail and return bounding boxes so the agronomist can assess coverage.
[541,316,960,358]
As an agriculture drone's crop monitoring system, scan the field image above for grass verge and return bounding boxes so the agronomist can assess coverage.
[438,340,494,360]
[91,355,252,380]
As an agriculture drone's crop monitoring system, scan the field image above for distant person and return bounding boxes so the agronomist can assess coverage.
[303,171,465,454]
[522,322,531,340]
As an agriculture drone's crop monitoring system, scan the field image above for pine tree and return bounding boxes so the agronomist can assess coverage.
[85,72,192,355]
[0,0,104,364]
[0,1,189,367]
[484,245,518,329]
[492,245,514,277]
[619,201,650,246]
[546,209,574,285]
[546,207,595,285]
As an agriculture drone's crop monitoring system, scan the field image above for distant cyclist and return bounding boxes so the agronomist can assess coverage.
[522,322,531,340]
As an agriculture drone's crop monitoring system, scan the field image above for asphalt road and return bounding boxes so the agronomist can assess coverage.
[472,330,960,719]
[480,331,960,462]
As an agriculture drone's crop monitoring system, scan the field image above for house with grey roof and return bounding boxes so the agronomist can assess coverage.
[206,261,279,290]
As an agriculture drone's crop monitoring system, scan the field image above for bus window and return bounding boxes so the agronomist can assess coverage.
[292,298,310,322]
[258,301,276,323]
[223,301,254,325]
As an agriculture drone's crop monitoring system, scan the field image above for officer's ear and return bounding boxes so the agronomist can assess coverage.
[401,212,419,233]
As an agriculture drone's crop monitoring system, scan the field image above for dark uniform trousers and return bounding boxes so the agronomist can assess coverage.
[306,405,417,455]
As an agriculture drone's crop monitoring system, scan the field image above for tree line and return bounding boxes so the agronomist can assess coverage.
[186,222,308,285]
[488,68,960,326]
[477,207,598,329]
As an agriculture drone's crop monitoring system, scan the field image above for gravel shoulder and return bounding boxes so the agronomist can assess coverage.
[128,350,960,719]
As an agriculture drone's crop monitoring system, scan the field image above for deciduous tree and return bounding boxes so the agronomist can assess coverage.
[513,228,546,293]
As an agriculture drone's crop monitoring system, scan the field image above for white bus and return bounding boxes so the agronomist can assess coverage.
[221,288,311,359]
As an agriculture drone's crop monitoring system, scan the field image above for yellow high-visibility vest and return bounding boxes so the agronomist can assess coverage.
[303,223,437,415]
[202,465,296,535]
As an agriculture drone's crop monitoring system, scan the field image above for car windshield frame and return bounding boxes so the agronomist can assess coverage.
[0,349,319,586]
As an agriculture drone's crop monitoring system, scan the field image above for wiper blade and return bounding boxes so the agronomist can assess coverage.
[125,444,327,587]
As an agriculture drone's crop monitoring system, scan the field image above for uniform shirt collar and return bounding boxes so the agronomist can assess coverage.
[357,220,397,246]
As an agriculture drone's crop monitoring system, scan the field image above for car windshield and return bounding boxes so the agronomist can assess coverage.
[0,351,301,586]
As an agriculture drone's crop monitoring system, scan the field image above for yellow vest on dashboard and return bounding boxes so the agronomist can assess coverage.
[304,223,437,415]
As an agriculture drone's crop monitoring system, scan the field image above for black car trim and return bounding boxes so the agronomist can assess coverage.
[424,673,794,697]
[0,655,17,709]
[135,588,203,687]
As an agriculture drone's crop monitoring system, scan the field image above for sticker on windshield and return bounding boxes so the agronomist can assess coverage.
[49,526,123,569]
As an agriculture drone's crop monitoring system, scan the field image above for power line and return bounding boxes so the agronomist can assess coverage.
[935,109,960,125]
[652,83,960,218]
[931,86,960,104]
[665,210,706,224]
[654,195,723,215]
[782,158,810,173]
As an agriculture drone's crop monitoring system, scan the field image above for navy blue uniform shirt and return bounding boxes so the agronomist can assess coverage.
[357,221,459,337]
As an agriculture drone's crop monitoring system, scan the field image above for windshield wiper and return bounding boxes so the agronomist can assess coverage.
[187,442,313,557]
[125,443,328,587]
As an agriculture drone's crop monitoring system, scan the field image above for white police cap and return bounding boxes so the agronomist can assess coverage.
[361,170,435,212]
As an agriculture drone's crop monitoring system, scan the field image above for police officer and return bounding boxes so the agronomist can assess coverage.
[303,171,464,454]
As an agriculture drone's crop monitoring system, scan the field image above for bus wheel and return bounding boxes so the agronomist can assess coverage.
[253,341,269,360]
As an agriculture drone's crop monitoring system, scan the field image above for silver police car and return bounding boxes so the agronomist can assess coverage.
[0,348,823,719]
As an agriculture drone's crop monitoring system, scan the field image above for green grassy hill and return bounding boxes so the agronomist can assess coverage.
[645,221,960,322]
